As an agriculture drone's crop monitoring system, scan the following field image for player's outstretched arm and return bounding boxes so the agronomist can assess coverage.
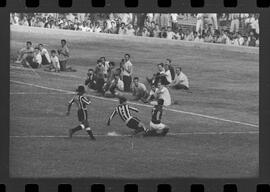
[129,106,139,113]
[66,103,72,116]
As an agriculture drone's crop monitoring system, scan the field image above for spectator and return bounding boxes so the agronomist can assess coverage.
[85,68,97,90]
[122,54,133,92]
[166,26,175,40]
[31,47,42,68]
[165,58,175,80]
[125,24,135,36]
[146,84,159,103]
[230,13,240,33]
[108,74,124,97]
[94,22,102,33]
[103,61,118,93]
[169,67,189,90]
[171,14,178,31]
[110,20,118,34]
[142,27,150,37]
[49,50,60,72]
[94,59,106,93]
[38,44,51,65]
[118,22,126,35]
[131,77,149,102]
[163,63,172,85]
[15,41,34,66]
[155,81,172,106]
[146,63,165,86]
[152,24,161,38]
[196,13,204,35]
[58,39,69,71]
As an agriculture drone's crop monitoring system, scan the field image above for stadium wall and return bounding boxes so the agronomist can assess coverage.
[11,25,259,54]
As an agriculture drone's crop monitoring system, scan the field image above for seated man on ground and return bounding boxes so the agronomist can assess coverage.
[15,41,34,66]
[146,84,158,104]
[169,67,189,90]
[163,63,172,85]
[131,77,149,102]
[152,81,172,106]
[85,68,97,90]
[30,47,42,69]
[106,74,124,97]
[144,99,169,137]
[45,50,60,72]
[146,63,168,86]
[38,43,51,65]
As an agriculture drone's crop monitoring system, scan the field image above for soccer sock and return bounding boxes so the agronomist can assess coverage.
[85,128,96,140]
[71,125,82,134]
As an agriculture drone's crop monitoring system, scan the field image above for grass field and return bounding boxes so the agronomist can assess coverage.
[10,25,259,178]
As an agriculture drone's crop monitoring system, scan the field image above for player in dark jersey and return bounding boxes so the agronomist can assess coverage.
[107,96,147,135]
[66,85,96,140]
[144,98,169,136]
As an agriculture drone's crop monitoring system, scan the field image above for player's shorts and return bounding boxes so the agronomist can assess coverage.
[77,109,89,127]
[150,121,166,130]
[126,117,141,130]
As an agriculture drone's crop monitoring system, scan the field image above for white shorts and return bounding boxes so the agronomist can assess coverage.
[150,121,166,130]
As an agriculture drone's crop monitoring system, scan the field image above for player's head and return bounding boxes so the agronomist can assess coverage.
[119,96,127,104]
[157,99,164,106]
[26,41,32,48]
[76,85,86,95]
[51,50,57,56]
[133,77,139,86]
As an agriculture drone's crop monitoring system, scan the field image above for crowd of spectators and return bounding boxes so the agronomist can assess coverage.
[11,13,259,47]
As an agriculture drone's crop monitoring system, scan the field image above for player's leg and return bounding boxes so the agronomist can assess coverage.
[83,110,96,140]
[68,109,85,138]
[127,117,147,135]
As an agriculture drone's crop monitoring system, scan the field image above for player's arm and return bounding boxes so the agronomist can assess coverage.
[128,106,139,113]
[82,96,91,105]
[66,97,74,115]
[107,109,117,126]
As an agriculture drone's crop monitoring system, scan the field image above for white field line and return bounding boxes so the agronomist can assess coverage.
[10,131,259,139]
[10,92,72,95]
[10,65,83,80]
[10,80,259,128]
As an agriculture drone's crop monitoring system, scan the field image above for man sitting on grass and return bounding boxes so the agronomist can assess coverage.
[131,77,149,102]
[85,68,97,90]
[169,67,189,90]
[15,41,34,67]
[106,74,124,97]
[44,50,60,72]
[38,43,51,65]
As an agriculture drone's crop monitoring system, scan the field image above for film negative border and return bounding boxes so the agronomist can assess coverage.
[1,1,270,192]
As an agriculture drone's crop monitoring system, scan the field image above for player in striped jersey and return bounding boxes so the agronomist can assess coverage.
[107,96,147,135]
[66,85,96,140]
[144,98,169,136]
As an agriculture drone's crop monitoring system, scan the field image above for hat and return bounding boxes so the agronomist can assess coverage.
[76,85,86,93]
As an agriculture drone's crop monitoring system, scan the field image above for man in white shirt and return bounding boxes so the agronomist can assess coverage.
[38,44,51,65]
[196,13,204,35]
[122,54,133,92]
[156,82,171,106]
[109,74,124,97]
[164,63,172,85]
[169,67,189,90]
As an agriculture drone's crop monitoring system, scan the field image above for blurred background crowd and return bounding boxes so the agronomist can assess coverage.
[10,13,259,47]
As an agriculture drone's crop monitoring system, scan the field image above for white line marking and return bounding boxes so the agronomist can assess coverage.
[10,80,259,128]
[10,65,83,80]
[9,131,259,139]
[10,92,73,95]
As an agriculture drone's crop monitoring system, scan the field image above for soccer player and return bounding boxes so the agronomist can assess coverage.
[66,85,96,140]
[107,96,147,135]
[144,99,169,137]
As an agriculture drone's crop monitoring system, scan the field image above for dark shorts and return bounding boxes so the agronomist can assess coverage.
[126,117,141,130]
[77,109,89,127]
